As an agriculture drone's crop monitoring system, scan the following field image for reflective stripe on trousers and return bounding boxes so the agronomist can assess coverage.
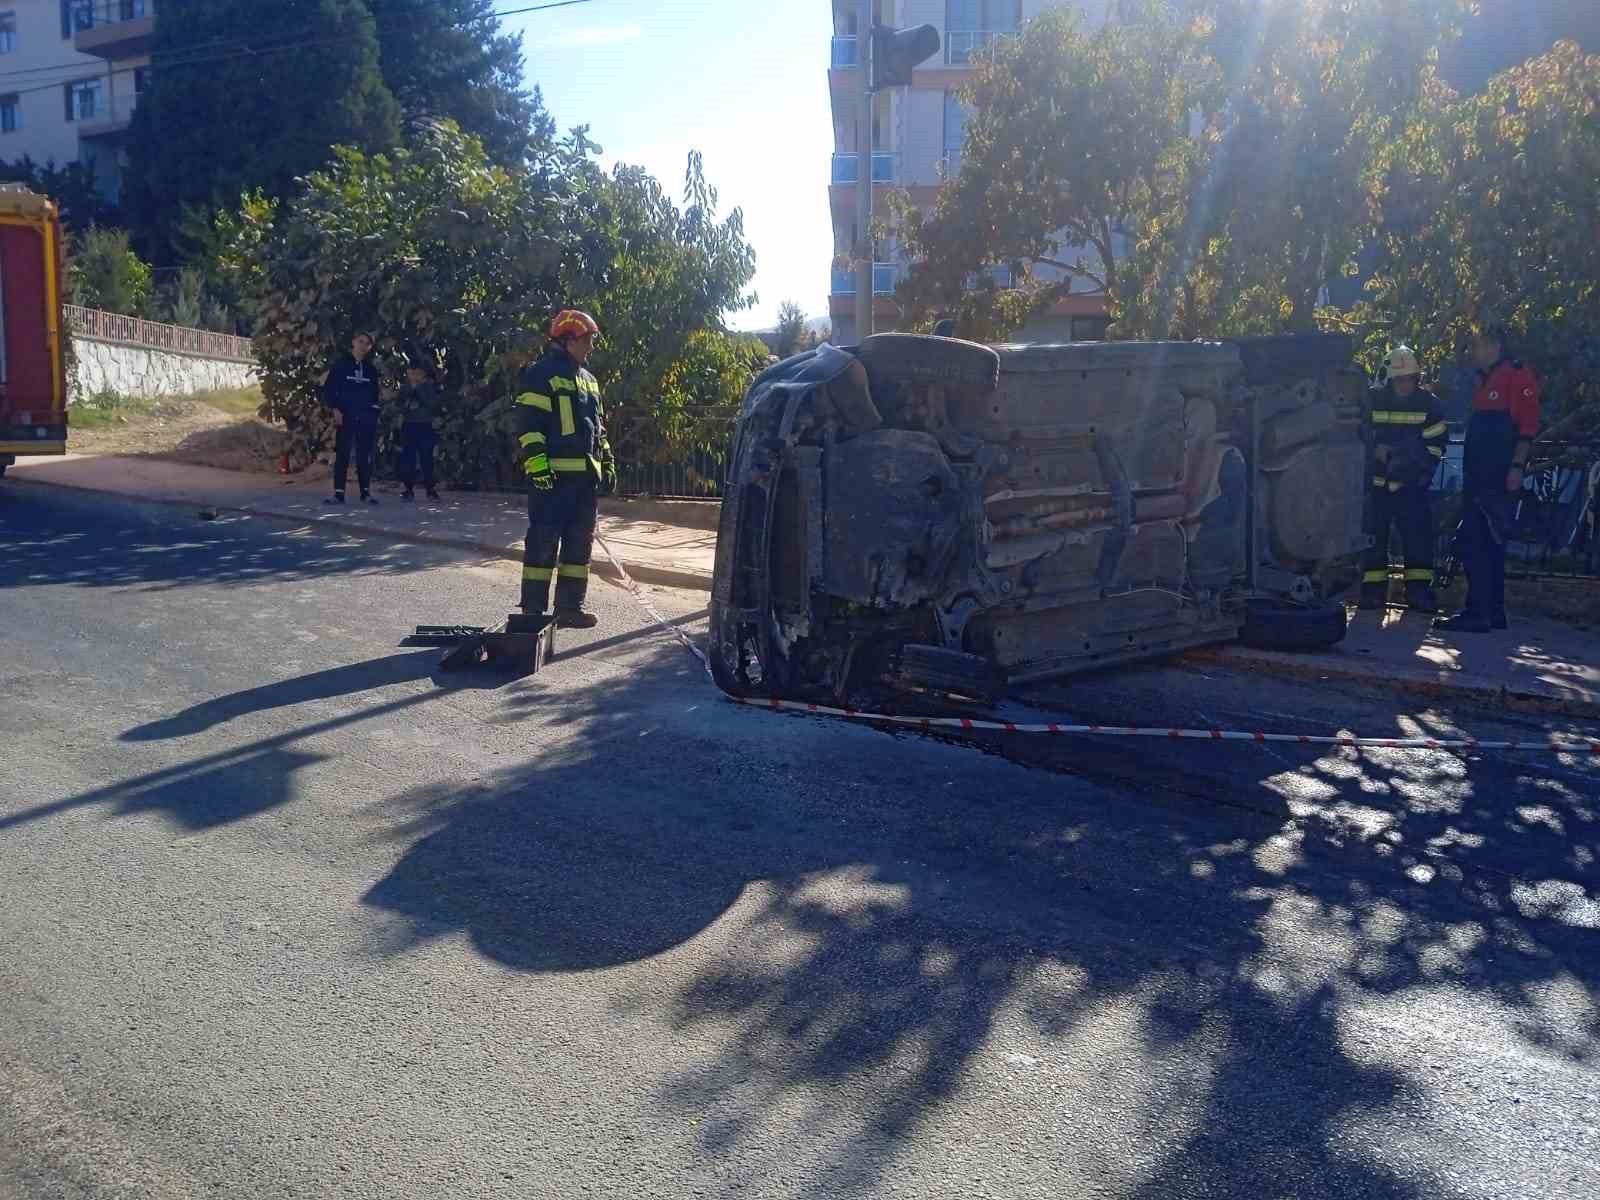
[521,480,597,613]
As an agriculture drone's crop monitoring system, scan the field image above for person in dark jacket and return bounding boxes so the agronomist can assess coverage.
[1436,325,1541,633]
[1361,345,1449,612]
[322,332,383,505]
[514,309,616,628]
[395,360,440,502]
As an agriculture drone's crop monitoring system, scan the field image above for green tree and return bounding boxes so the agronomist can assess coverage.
[0,157,113,232]
[1351,41,1600,438]
[67,228,153,316]
[892,3,1215,341]
[218,125,758,482]
[1183,0,1470,333]
[216,122,581,479]
[896,0,1470,341]
[124,0,401,263]
[365,0,547,165]
[580,153,758,467]
[773,300,808,358]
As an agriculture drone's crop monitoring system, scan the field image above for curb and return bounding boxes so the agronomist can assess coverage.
[1182,644,1600,722]
[10,475,715,593]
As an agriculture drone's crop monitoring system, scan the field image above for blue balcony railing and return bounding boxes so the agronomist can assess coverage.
[831,152,897,185]
[831,35,858,68]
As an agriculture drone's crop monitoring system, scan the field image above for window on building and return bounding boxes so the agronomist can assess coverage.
[120,0,148,19]
[64,79,101,122]
[0,94,19,133]
[0,13,16,55]
[63,1,94,36]
[133,66,150,94]
[942,91,970,172]
[946,0,1022,63]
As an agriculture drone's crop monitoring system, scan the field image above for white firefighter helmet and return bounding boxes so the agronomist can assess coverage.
[1384,345,1422,381]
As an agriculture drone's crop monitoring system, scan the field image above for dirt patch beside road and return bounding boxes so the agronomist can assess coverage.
[67,389,288,474]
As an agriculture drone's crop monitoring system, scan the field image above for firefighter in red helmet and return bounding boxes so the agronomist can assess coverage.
[514,309,616,628]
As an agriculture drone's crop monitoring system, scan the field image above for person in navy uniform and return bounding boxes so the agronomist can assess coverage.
[1436,325,1541,633]
[513,310,616,628]
[322,331,384,505]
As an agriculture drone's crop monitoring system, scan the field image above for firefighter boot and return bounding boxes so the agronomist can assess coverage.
[1404,582,1439,613]
[555,608,599,629]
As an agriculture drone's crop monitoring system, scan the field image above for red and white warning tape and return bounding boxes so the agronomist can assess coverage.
[595,536,1600,758]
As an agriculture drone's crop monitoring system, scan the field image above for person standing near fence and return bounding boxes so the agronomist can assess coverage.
[395,359,441,502]
[1436,324,1541,633]
[514,310,617,628]
[321,332,383,506]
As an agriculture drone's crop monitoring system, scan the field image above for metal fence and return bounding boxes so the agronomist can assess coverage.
[65,305,256,363]
[617,447,726,498]
[1432,442,1600,581]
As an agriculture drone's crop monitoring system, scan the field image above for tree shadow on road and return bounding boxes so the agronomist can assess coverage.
[355,655,1600,1197]
[0,486,451,592]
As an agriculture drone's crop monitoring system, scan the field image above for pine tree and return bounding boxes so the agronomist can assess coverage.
[124,0,401,262]
[364,0,546,165]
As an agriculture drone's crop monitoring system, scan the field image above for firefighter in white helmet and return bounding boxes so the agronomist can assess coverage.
[1361,345,1449,612]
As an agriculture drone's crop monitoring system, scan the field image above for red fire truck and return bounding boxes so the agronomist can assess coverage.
[0,185,67,479]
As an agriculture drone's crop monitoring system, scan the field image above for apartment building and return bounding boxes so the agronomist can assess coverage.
[826,0,1112,343]
[0,1,153,202]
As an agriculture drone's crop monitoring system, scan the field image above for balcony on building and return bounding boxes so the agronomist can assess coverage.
[945,28,1015,66]
[830,152,897,186]
[77,91,138,140]
[73,0,155,60]
[830,263,899,296]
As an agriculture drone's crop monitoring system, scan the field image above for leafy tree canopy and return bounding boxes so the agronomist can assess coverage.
[220,124,758,482]
[124,0,401,262]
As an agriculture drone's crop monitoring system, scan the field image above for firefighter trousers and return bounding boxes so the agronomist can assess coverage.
[521,479,596,613]
[1363,487,1434,588]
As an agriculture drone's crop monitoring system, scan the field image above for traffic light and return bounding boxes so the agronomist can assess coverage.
[869,23,940,90]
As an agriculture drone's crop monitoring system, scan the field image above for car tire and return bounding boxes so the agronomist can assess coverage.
[1228,334,1354,385]
[855,333,1000,392]
[1238,598,1348,651]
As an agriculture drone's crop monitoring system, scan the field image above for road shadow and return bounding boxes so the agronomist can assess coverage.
[122,650,442,741]
[356,657,1599,1197]
[0,483,448,592]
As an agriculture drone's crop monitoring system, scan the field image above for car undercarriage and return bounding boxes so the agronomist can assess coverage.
[710,333,1368,705]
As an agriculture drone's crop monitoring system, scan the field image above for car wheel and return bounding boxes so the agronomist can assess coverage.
[1237,598,1348,651]
[855,333,1000,392]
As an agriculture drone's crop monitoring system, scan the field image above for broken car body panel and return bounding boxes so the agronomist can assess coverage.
[710,334,1367,702]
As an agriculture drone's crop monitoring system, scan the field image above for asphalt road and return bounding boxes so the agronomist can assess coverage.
[2,482,1597,1200]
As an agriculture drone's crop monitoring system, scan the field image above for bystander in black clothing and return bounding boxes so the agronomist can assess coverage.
[323,334,383,504]
[396,366,440,501]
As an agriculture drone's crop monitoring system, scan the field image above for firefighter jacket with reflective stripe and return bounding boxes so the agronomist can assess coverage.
[1369,383,1448,492]
[514,345,613,486]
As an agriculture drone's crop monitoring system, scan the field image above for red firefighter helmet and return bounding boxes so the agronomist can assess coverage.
[549,309,600,342]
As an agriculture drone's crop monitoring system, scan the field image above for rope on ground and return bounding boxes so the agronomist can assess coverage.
[594,535,1600,757]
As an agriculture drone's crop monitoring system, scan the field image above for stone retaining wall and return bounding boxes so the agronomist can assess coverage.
[70,335,259,402]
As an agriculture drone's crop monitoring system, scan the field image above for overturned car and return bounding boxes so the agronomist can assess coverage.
[709,333,1368,704]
